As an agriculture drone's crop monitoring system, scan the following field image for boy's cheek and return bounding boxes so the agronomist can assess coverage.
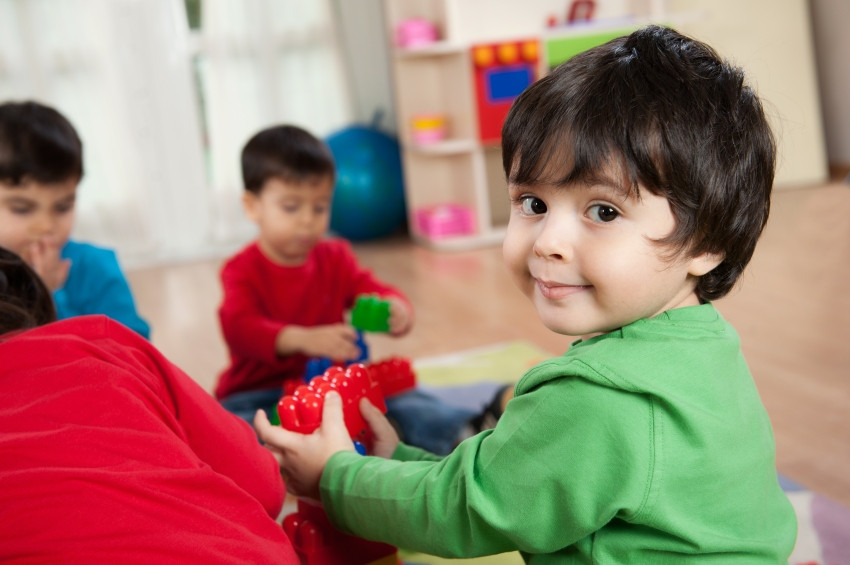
[0,231,28,259]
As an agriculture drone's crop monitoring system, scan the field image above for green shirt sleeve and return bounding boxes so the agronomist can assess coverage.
[391,442,443,462]
[319,375,653,558]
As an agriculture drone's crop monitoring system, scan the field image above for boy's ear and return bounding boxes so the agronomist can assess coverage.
[688,251,725,277]
[242,192,260,222]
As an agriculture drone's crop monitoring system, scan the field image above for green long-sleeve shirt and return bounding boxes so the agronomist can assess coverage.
[320,304,797,563]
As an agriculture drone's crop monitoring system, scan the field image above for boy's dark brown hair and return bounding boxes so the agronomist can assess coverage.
[502,25,776,301]
[0,247,57,336]
[241,124,335,194]
[0,100,83,186]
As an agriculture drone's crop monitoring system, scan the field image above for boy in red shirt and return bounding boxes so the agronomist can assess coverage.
[0,246,298,564]
[216,124,475,454]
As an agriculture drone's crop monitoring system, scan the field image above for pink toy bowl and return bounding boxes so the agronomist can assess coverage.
[395,18,438,48]
[410,114,447,145]
[414,204,476,239]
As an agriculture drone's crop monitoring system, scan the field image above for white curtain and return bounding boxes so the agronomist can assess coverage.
[198,0,353,246]
[0,0,353,267]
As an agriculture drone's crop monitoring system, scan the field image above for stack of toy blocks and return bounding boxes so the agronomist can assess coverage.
[276,364,400,565]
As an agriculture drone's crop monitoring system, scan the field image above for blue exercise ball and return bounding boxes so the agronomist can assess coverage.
[326,125,406,241]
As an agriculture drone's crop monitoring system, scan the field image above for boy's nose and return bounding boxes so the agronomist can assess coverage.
[533,218,574,262]
[31,212,55,236]
[298,210,319,227]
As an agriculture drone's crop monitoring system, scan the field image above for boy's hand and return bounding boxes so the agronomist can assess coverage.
[27,238,70,292]
[276,324,361,360]
[255,391,355,500]
[360,397,399,459]
[387,298,413,336]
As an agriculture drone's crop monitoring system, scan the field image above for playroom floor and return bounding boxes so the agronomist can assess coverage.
[127,177,850,510]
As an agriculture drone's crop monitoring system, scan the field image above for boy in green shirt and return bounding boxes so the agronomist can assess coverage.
[255,25,797,563]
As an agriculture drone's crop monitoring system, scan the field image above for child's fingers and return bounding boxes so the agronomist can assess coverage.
[321,391,346,430]
[26,241,43,270]
[360,397,399,458]
[254,409,298,449]
[360,398,391,432]
[319,392,359,453]
[387,299,413,336]
[336,323,358,340]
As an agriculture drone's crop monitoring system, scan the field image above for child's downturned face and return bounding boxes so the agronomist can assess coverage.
[243,176,334,266]
[0,179,77,262]
[502,170,715,340]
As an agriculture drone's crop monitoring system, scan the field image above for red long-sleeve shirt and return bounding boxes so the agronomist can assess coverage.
[0,315,297,564]
[215,239,409,400]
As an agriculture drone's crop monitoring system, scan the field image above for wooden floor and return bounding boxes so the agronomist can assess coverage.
[128,179,850,508]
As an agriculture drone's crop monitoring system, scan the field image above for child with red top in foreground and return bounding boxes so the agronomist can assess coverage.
[255,26,797,563]
[0,246,297,564]
[215,124,475,454]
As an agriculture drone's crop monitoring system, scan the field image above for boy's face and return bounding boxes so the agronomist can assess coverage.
[0,178,77,263]
[243,176,334,266]
[502,168,720,340]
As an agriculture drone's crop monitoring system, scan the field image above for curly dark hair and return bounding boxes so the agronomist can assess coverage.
[502,25,775,301]
[0,247,57,335]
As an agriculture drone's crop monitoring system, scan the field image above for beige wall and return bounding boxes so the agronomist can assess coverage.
[670,0,828,187]
[344,0,829,187]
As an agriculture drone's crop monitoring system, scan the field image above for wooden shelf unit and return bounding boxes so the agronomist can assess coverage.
[383,0,653,250]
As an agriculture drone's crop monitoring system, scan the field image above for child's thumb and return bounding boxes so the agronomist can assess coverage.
[322,391,346,428]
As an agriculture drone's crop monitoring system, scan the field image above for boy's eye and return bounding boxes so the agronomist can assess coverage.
[519,196,547,215]
[8,204,34,215]
[589,204,619,223]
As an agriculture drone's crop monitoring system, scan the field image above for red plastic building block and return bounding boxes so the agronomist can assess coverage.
[277,366,399,565]
[283,499,398,565]
[366,357,416,398]
[277,364,387,452]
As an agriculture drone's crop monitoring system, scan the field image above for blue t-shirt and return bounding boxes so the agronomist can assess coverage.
[53,240,150,339]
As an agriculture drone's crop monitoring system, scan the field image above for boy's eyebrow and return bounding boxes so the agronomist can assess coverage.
[0,194,36,204]
[573,171,636,200]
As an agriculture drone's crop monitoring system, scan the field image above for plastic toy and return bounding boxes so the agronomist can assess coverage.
[326,123,406,241]
[283,498,398,565]
[414,203,476,239]
[278,363,386,452]
[567,0,595,23]
[304,331,370,382]
[471,39,540,143]
[305,356,415,398]
[394,17,438,48]
[351,295,391,332]
[277,365,399,565]
[547,0,596,27]
[367,356,416,398]
[410,113,447,145]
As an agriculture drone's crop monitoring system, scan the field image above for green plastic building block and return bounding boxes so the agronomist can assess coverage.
[351,295,391,332]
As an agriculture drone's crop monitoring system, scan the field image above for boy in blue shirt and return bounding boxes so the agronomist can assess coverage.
[0,100,149,338]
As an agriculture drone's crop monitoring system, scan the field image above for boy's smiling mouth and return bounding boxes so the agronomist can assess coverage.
[535,279,592,300]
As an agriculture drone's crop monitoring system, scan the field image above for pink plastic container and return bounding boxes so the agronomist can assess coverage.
[414,204,476,239]
[395,18,438,48]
